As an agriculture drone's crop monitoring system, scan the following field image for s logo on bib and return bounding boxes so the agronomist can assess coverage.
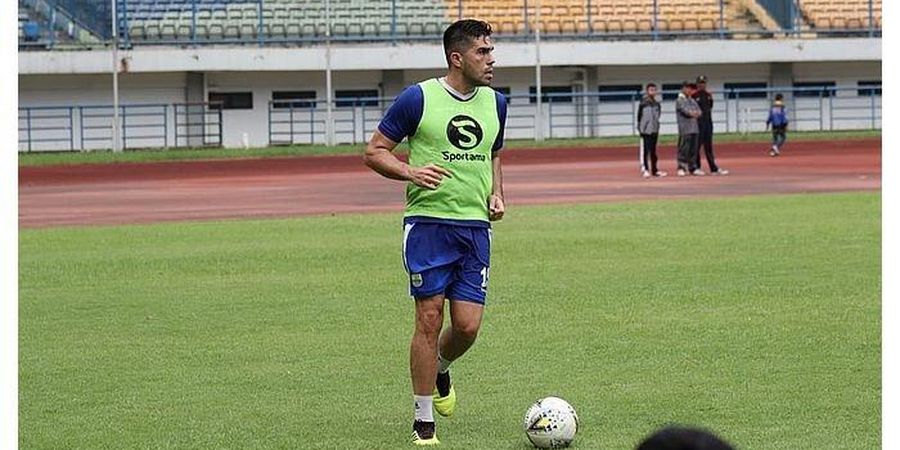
[446,115,483,150]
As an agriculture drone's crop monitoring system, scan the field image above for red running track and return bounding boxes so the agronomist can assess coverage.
[19,138,880,228]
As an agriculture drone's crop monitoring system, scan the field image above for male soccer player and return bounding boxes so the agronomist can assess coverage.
[363,19,507,446]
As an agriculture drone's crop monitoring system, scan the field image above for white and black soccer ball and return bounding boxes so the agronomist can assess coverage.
[523,396,579,449]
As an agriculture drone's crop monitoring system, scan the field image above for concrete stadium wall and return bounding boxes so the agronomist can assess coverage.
[19,60,881,150]
[19,38,881,74]
[20,73,189,150]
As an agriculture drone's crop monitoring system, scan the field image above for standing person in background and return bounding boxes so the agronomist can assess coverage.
[692,75,729,175]
[766,93,789,156]
[675,81,704,177]
[637,83,666,178]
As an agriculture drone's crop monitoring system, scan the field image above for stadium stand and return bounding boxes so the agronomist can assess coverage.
[656,0,724,32]
[460,0,725,35]
[14,0,749,45]
[19,0,882,47]
[19,4,48,45]
[19,0,105,48]
[123,0,449,41]
[799,0,881,30]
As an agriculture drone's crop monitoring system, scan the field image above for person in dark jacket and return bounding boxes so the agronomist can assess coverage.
[636,83,666,178]
[766,93,789,156]
[691,75,729,175]
[675,81,703,176]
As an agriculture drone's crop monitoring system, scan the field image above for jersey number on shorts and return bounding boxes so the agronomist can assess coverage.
[480,267,490,290]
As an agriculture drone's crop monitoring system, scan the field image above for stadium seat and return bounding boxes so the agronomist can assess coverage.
[361,21,377,36]
[207,22,224,39]
[161,23,177,40]
[129,24,146,40]
[240,22,257,39]
[621,18,636,33]
[423,21,443,36]
[301,22,317,37]
[683,18,699,30]
[267,23,285,38]
[176,23,193,39]
[144,22,162,39]
[607,19,624,33]
[408,22,424,36]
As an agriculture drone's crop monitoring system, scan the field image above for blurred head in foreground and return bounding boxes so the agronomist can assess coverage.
[635,426,735,450]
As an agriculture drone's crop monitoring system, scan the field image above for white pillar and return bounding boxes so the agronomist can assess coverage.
[534,0,543,142]
[111,0,121,152]
[325,0,334,146]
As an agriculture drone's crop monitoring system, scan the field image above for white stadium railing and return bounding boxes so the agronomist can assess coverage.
[19,86,880,152]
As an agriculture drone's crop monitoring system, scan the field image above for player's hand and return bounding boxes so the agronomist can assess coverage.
[407,164,451,190]
[489,194,505,221]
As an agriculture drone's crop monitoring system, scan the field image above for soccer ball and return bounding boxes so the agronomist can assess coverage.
[523,396,579,449]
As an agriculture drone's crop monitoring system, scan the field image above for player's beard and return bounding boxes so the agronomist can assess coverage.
[465,66,492,87]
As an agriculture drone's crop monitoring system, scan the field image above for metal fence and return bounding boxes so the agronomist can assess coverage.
[267,100,326,145]
[18,106,75,152]
[18,0,883,50]
[266,85,881,146]
[174,102,223,147]
[18,87,879,152]
[19,102,222,152]
[78,103,169,150]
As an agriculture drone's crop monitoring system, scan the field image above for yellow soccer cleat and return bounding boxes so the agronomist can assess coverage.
[433,385,456,418]
[412,421,440,446]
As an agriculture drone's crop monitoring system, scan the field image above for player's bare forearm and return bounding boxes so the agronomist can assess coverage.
[491,153,504,198]
[364,129,452,190]
[489,153,505,221]
[364,130,410,181]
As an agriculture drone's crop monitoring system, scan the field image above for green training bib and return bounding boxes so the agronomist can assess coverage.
[405,78,500,222]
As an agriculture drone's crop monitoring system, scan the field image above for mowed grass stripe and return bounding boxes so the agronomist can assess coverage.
[19,192,880,449]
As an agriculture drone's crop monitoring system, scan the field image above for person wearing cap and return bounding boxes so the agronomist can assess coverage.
[692,75,729,175]
[675,81,704,176]
[637,83,666,178]
[766,93,789,156]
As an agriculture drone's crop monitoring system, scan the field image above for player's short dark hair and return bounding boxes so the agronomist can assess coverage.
[635,426,735,450]
[774,93,784,100]
[646,83,657,89]
[443,19,493,65]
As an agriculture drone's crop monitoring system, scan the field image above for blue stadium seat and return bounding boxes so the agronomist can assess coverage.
[23,21,40,41]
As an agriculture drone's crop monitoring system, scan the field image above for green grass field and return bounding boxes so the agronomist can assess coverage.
[17,129,881,167]
[19,192,880,449]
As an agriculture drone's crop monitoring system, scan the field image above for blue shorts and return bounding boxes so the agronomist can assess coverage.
[402,219,492,304]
